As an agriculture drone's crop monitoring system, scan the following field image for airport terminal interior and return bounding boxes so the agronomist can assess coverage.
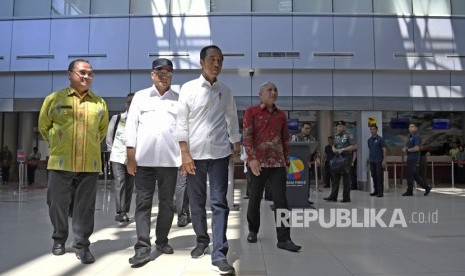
[2,0,465,275]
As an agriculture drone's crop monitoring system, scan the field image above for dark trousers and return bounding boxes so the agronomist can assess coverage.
[324,161,332,187]
[247,167,291,243]
[1,166,10,182]
[27,165,37,184]
[134,166,177,251]
[406,159,427,192]
[111,162,134,214]
[370,162,384,195]
[187,157,230,262]
[175,169,190,218]
[47,170,99,249]
[329,156,351,201]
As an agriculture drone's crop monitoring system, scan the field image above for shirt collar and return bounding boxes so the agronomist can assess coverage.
[67,86,92,100]
[259,102,277,111]
[150,84,172,98]
[199,74,219,88]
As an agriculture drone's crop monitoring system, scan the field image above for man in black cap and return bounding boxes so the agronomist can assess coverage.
[125,58,181,266]
[324,120,357,203]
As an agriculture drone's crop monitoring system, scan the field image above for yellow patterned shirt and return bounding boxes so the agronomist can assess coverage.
[38,87,109,172]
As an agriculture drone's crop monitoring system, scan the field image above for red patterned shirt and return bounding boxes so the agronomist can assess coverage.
[243,103,290,168]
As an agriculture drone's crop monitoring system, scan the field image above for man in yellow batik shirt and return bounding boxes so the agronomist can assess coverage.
[38,59,108,265]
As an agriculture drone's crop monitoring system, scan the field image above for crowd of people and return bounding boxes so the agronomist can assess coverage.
[8,43,432,275]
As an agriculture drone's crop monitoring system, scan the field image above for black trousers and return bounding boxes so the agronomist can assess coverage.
[134,166,177,251]
[329,156,351,201]
[247,167,291,243]
[111,162,134,214]
[370,162,384,195]
[324,161,332,187]
[47,170,99,249]
[406,159,427,192]
[27,165,37,184]
[1,166,10,182]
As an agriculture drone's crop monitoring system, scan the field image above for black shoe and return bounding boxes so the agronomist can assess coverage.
[190,243,209,259]
[424,186,432,196]
[177,216,191,227]
[129,250,151,266]
[52,242,65,256]
[376,194,384,198]
[402,191,413,196]
[370,192,377,196]
[156,243,174,254]
[308,200,314,205]
[243,196,249,199]
[277,240,302,252]
[115,213,126,222]
[247,232,257,243]
[340,199,351,203]
[212,260,235,275]
[324,185,331,188]
[74,248,95,264]
[123,214,130,222]
[323,197,337,202]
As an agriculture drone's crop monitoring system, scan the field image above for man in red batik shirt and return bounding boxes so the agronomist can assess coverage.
[242,81,302,252]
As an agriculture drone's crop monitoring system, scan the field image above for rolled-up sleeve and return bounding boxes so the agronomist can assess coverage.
[125,92,139,148]
[175,85,189,143]
[225,88,241,144]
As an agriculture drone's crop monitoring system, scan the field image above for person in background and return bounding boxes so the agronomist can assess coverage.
[106,93,135,223]
[125,58,180,266]
[323,120,357,203]
[175,170,191,227]
[27,146,41,185]
[350,150,358,190]
[1,145,13,186]
[291,122,319,204]
[243,82,302,253]
[449,141,460,160]
[322,136,334,188]
[367,125,387,197]
[175,45,241,275]
[402,123,432,196]
[38,59,109,264]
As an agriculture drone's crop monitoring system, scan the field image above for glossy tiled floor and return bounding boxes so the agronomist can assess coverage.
[1,179,465,276]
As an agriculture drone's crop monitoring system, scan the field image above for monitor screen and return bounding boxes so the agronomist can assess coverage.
[432,119,450,130]
[390,118,409,129]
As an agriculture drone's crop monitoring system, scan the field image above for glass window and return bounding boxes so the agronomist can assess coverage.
[52,0,90,15]
[293,0,332,13]
[333,0,372,14]
[14,0,51,16]
[0,0,14,17]
[252,0,292,13]
[413,0,451,16]
[451,0,465,15]
[210,0,251,12]
[171,0,210,14]
[130,0,170,15]
[91,0,129,15]
[373,0,412,15]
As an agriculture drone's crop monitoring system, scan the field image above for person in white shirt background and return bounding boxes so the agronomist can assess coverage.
[125,58,181,266]
[176,45,241,275]
[106,93,135,223]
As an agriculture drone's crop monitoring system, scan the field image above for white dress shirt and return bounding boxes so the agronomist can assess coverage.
[106,112,128,164]
[176,74,241,160]
[126,85,181,167]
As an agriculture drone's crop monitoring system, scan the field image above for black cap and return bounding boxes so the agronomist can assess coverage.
[336,120,346,126]
[152,58,173,71]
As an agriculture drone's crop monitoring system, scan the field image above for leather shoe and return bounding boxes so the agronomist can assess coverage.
[340,199,351,203]
[376,194,384,198]
[156,243,174,254]
[308,200,314,205]
[129,250,151,266]
[402,191,413,196]
[190,243,209,258]
[74,248,95,264]
[52,242,65,256]
[323,185,331,188]
[369,192,377,196]
[177,216,191,227]
[424,186,432,196]
[247,232,257,243]
[277,240,302,252]
[323,197,337,202]
[115,213,126,222]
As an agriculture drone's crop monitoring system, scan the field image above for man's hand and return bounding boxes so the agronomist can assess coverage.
[249,159,261,176]
[181,151,196,175]
[232,142,241,157]
[126,147,137,175]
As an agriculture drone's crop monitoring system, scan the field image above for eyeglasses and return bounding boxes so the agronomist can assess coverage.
[71,70,94,78]
[154,71,173,78]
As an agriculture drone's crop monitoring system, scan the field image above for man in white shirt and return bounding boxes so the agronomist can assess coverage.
[176,45,241,275]
[106,93,135,223]
[125,58,181,266]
